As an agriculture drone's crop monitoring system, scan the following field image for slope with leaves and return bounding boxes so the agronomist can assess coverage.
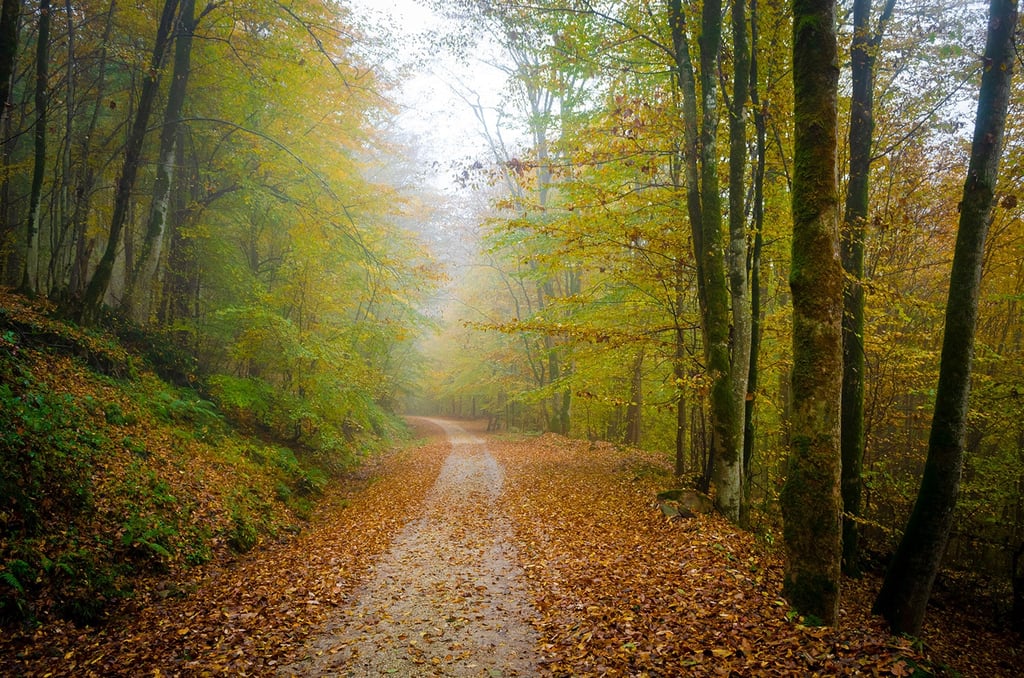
[0,416,448,676]
[0,288,407,632]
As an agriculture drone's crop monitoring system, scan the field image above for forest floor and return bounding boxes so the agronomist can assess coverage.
[2,418,1022,677]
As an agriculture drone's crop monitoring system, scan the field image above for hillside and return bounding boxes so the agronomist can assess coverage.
[0,289,395,628]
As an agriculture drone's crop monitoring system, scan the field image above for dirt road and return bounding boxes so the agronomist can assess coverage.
[280,418,540,677]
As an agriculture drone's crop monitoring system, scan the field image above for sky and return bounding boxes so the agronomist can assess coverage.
[343,0,525,292]
[346,0,513,194]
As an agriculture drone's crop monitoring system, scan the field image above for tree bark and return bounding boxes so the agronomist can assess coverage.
[671,0,743,523]
[21,0,50,296]
[128,0,195,323]
[781,0,844,625]
[728,0,753,523]
[79,0,180,324]
[841,0,896,579]
[625,349,644,446]
[0,0,18,120]
[743,0,766,507]
[873,0,1017,636]
[674,266,688,478]
[67,0,116,302]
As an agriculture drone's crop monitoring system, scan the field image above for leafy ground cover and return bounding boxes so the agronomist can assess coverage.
[491,432,1023,677]
[2,414,1021,676]
[0,289,381,630]
[0,419,449,675]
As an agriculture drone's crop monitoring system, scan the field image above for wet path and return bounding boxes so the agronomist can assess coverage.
[280,418,540,677]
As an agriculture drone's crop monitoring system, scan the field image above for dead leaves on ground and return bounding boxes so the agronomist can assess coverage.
[3,422,1021,676]
[490,434,1022,677]
[0,423,450,676]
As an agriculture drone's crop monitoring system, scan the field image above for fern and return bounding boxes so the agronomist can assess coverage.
[1,569,25,595]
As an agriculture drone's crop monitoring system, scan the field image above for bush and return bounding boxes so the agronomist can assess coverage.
[228,511,259,553]
[46,548,124,626]
[0,381,100,535]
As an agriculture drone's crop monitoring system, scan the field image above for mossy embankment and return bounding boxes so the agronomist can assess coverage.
[0,290,401,628]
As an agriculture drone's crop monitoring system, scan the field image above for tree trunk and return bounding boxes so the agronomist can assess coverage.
[841,0,896,580]
[873,0,1017,636]
[672,0,743,523]
[127,0,195,323]
[674,270,688,478]
[781,0,844,625]
[668,0,706,313]
[22,0,50,296]
[727,0,752,522]
[67,1,116,302]
[79,0,180,324]
[743,0,766,511]
[625,349,644,446]
[47,0,74,295]
[0,0,18,121]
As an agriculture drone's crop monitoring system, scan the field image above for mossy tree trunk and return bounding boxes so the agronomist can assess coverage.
[670,0,744,523]
[841,0,896,579]
[873,0,1018,636]
[781,0,844,625]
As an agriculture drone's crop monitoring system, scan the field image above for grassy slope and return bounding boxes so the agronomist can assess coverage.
[0,290,378,627]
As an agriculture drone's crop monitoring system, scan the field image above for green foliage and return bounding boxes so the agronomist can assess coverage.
[46,547,125,626]
[0,371,100,535]
[120,513,176,563]
[228,508,259,554]
[103,401,136,426]
[0,559,33,624]
[150,390,221,427]
[116,463,180,568]
[112,323,198,387]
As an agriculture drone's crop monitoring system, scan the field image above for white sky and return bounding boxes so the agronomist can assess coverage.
[347,0,513,193]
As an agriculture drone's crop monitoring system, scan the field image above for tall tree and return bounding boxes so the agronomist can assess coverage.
[742,0,768,508]
[727,0,753,522]
[21,0,50,295]
[127,0,196,323]
[79,0,180,324]
[0,0,18,122]
[669,0,746,522]
[841,0,896,579]
[873,0,1018,636]
[781,0,844,624]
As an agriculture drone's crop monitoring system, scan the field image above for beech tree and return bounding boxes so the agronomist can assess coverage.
[126,0,197,323]
[841,0,896,578]
[0,0,17,121]
[79,0,181,324]
[22,0,51,295]
[873,0,1019,636]
[780,0,844,624]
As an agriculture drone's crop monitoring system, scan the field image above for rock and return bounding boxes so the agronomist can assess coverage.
[656,489,714,515]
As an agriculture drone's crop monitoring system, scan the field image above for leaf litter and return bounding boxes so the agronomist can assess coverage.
[3,418,1021,676]
[279,418,539,676]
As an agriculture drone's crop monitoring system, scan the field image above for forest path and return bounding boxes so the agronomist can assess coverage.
[279,418,540,677]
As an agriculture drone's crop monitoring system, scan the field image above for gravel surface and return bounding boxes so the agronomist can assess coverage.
[280,418,540,677]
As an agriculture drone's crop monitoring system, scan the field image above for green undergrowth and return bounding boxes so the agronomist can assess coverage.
[0,292,400,628]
